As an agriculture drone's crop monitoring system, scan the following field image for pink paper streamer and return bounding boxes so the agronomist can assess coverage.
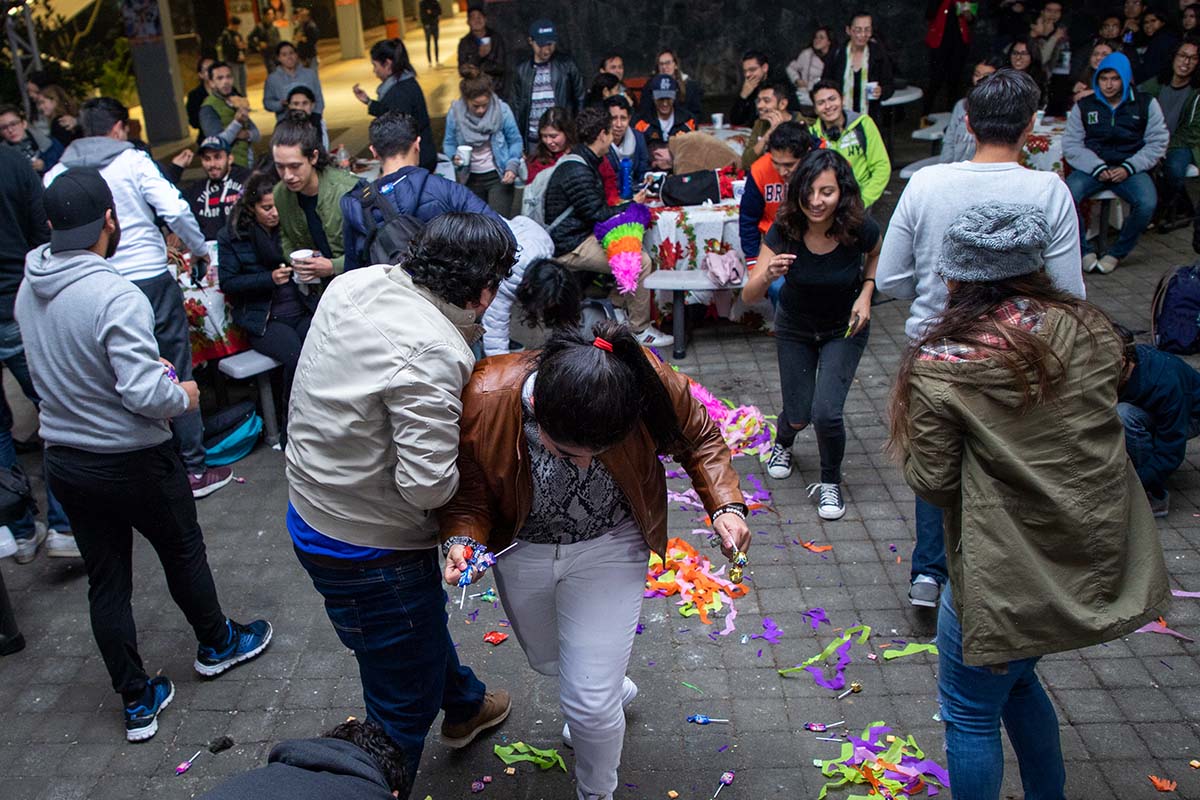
[1171,589,1200,598]
[1136,619,1195,642]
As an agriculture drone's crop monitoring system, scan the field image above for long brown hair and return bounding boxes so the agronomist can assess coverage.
[886,271,1109,460]
[775,149,867,248]
[532,106,576,165]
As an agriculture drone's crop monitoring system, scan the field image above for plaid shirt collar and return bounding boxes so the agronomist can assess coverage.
[918,299,1044,362]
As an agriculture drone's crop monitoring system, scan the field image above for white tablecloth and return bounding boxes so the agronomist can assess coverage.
[645,201,743,272]
[1022,122,1065,175]
[172,241,249,367]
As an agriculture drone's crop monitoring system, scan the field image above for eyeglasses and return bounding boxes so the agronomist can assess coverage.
[1179,53,1200,63]
[1011,49,1031,57]
[0,120,22,132]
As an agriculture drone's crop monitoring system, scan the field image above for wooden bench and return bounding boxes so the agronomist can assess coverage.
[644,270,746,359]
[217,350,283,448]
[899,155,941,180]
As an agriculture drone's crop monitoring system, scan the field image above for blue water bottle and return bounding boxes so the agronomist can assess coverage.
[619,157,633,200]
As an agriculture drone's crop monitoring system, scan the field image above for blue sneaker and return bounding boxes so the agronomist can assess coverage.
[125,676,174,742]
[194,618,272,677]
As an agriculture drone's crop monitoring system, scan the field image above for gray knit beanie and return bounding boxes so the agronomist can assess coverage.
[935,203,1051,283]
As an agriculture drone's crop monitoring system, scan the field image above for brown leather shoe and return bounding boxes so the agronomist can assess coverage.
[441,690,511,748]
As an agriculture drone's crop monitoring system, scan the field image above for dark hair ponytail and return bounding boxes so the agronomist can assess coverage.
[516,259,582,331]
[533,321,687,453]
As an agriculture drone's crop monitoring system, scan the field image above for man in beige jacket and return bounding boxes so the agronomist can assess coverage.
[284,212,516,779]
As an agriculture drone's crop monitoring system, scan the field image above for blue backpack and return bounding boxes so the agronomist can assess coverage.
[1152,265,1200,354]
[203,400,263,466]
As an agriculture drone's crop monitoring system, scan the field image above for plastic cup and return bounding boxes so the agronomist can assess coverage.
[456,145,473,167]
[289,249,321,284]
[867,81,880,100]
[480,36,491,46]
[711,113,725,128]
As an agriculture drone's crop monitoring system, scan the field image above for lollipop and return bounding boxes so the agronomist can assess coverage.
[711,770,735,799]
[687,713,730,725]
[456,541,519,607]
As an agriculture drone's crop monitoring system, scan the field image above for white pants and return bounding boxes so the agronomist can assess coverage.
[493,523,649,800]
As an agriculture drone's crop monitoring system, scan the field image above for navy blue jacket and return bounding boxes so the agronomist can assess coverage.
[367,76,437,172]
[0,147,47,321]
[339,165,509,271]
[1119,344,1200,492]
[605,131,649,187]
[218,220,317,335]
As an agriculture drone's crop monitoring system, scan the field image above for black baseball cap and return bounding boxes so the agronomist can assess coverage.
[44,167,114,253]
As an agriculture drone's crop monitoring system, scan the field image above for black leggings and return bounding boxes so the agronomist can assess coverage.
[424,24,439,63]
[248,313,311,414]
[774,324,869,484]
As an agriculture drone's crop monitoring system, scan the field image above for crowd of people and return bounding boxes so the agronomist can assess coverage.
[2,3,1200,800]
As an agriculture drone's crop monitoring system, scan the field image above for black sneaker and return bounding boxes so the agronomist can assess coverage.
[125,675,174,742]
[194,618,273,677]
[766,443,793,479]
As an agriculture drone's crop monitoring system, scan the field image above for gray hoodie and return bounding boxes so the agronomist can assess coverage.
[16,244,190,452]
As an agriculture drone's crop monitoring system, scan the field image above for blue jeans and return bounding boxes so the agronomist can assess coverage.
[1164,147,1196,193]
[1117,401,1200,497]
[1065,169,1157,259]
[296,548,487,776]
[910,496,947,583]
[0,319,69,539]
[767,275,784,307]
[938,586,1065,800]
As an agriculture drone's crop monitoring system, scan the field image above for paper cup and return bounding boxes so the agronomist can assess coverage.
[732,179,746,202]
[480,36,491,46]
[867,81,880,100]
[455,145,473,167]
[289,249,321,284]
[711,113,725,128]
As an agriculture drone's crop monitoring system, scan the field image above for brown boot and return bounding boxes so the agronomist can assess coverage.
[440,690,511,748]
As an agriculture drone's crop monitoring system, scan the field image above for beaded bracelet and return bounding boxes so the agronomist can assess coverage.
[441,535,480,558]
[711,503,747,524]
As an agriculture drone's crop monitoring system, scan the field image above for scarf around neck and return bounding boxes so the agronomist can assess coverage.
[452,93,503,146]
[842,44,870,113]
[613,127,637,159]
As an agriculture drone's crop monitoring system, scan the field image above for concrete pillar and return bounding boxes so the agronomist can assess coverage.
[123,0,187,143]
[335,0,366,60]
[382,0,406,35]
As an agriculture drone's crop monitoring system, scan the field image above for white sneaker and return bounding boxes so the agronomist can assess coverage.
[563,676,638,749]
[766,443,793,479]
[46,529,81,558]
[13,521,47,564]
[807,482,846,521]
[1096,254,1120,274]
[634,326,675,348]
[1082,253,1099,273]
[0,526,15,559]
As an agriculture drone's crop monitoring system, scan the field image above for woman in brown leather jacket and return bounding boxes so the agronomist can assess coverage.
[439,321,751,800]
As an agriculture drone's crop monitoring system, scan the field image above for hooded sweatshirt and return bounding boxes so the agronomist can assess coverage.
[809,109,892,207]
[1064,52,1169,178]
[15,245,190,452]
[197,738,395,800]
[43,138,207,282]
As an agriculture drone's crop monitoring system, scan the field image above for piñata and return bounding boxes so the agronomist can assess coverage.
[594,203,651,295]
[687,378,775,460]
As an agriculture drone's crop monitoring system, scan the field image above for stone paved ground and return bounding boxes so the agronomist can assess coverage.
[6,176,1200,800]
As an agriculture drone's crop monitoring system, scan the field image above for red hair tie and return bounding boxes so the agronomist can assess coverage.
[593,337,614,352]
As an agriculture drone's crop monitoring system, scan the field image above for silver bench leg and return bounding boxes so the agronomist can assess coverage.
[255,373,281,447]
[672,289,687,359]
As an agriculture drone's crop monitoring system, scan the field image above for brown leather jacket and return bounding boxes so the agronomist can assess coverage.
[438,351,744,557]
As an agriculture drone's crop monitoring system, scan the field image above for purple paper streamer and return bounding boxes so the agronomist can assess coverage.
[467,609,480,622]
[801,607,831,631]
[750,617,783,645]
[804,637,855,689]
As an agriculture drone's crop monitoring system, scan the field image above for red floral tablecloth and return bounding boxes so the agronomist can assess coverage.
[168,241,249,366]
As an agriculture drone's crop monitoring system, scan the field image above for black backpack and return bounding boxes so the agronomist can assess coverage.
[0,465,36,528]
[357,171,429,266]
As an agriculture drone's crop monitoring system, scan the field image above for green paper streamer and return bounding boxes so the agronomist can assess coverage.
[882,642,940,661]
[493,741,567,772]
[777,624,872,676]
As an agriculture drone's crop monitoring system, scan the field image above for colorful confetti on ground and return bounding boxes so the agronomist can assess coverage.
[645,538,749,635]
[814,721,950,798]
[779,625,872,690]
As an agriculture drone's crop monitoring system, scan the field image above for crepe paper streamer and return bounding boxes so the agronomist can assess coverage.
[803,607,832,631]
[1149,775,1177,792]
[645,538,749,634]
[594,203,651,294]
[750,617,783,645]
[482,631,508,645]
[494,742,567,772]
[1136,617,1195,642]
[1172,589,1200,598]
[882,642,940,661]
[687,379,777,461]
[803,540,833,553]
[778,625,873,691]
[467,609,480,622]
[682,681,704,694]
[814,721,950,800]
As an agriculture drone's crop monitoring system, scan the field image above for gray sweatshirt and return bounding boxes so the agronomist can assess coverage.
[876,161,1085,341]
[16,244,190,452]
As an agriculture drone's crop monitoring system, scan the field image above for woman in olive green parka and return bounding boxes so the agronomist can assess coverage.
[889,203,1169,799]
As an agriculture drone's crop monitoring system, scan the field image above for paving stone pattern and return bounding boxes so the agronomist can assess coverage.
[4,183,1200,800]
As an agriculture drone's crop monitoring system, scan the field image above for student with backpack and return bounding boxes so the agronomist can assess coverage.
[342,112,510,271]
[808,80,891,208]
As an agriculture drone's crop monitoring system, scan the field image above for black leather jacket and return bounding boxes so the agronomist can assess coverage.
[509,53,585,142]
[543,145,628,255]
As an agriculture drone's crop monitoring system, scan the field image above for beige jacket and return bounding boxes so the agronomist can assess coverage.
[285,265,480,549]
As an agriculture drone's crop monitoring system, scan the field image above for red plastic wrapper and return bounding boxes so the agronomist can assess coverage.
[483,631,508,645]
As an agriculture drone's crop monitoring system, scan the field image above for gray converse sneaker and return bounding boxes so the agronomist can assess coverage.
[766,443,793,479]
[807,482,845,520]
